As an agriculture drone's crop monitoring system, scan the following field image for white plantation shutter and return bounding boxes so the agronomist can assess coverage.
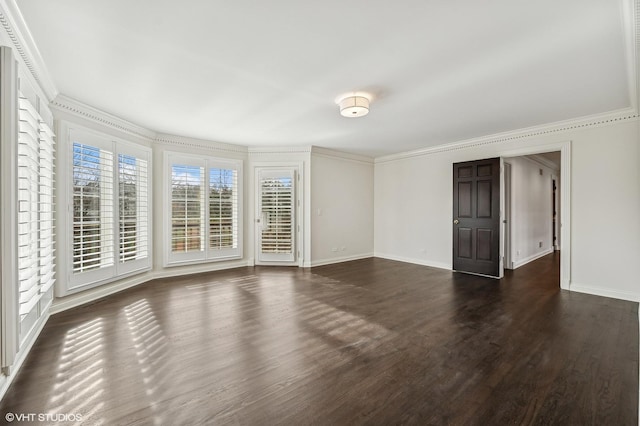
[38,122,56,294]
[166,154,242,265]
[16,92,56,321]
[117,148,150,274]
[171,164,205,254]
[17,95,40,317]
[66,128,151,293]
[119,154,148,262]
[72,141,114,273]
[209,167,238,250]
[260,174,294,254]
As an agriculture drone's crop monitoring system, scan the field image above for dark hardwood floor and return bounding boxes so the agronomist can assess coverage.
[0,253,637,425]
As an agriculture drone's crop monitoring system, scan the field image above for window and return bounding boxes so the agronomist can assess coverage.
[171,164,205,253]
[17,92,56,342]
[118,154,149,264]
[166,154,242,265]
[72,142,114,273]
[209,168,238,251]
[64,127,151,293]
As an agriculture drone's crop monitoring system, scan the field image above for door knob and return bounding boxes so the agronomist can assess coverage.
[453,219,459,224]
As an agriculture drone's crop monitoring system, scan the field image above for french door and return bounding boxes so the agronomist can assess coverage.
[255,168,296,264]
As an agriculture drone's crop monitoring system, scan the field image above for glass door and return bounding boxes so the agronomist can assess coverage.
[255,168,296,264]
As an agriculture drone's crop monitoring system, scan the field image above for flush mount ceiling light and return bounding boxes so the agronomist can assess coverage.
[338,95,370,118]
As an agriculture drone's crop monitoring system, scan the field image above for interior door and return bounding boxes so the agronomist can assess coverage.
[255,168,296,264]
[452,157,501,278]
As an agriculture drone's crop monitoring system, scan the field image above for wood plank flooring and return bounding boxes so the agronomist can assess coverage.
[0,253,637,425]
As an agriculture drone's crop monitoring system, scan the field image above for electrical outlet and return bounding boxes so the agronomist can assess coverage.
[340,246,346,251]
[331,247,338,252]
[539,241,543,248]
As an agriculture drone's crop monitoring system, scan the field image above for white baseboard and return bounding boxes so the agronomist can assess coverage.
[50,274,151,314]
[152,259,250,280]
[51,259,251,315]
[0,312,50,401]
[310,253,373,267]
[373,252,451,271]
[512,248,554,269]
[569,283,640,303]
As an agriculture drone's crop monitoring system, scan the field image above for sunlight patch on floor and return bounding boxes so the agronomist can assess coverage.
[48,317,105,425]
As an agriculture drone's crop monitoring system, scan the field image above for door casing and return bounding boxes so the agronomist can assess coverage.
[497,141,571,289]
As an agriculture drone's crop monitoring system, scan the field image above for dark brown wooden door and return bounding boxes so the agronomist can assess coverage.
[453,157,501,277]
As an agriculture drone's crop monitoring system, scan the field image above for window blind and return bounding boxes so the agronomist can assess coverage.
[166,155,242,265]
[17,93,56,319]
[260,176,293,254]
[171,164,205,253]
[72,142,114,273]
[65,128,151,293]
[209,168,238,250]
[17,96,40,317]
[119,154,149,263]
[38,122,56,294]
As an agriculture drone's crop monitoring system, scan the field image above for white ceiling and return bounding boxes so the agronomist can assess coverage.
[16,0,635,157]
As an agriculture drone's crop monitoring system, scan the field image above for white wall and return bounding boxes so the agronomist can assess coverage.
[374,152,453,270]
[505,156,555,268]
[569,121,639,300]
[375,119,640,302]
[310,150,374,266]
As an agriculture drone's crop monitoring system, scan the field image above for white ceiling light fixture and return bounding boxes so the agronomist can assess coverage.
[338,95,370,118]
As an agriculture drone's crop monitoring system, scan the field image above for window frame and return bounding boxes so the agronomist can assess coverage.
[58,123,152,296]
[164,152,243,267]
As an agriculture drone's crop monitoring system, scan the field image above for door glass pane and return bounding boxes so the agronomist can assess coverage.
[260,176,293,254]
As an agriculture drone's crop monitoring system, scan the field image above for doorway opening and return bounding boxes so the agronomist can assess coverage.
[502,151,560,272]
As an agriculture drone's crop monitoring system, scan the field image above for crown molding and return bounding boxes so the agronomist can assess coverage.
[248,146,312,155]
[155,133,248,154]
[311,146,374,165]
[375,108,639,164]
[0,0,57,101]
[51,94,157,141]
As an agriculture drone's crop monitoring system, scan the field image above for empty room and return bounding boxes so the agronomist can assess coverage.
[0,0,638,424]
